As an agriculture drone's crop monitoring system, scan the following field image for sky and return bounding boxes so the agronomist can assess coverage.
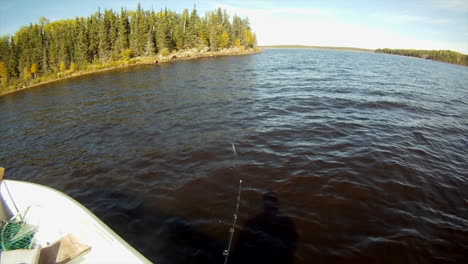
[0,0,467,53]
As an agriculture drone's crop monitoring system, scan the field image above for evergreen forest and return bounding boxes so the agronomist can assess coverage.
[375,48,468,66]
[0,5,257,93]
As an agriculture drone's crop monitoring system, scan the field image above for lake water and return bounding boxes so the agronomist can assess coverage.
[1,49,467,263]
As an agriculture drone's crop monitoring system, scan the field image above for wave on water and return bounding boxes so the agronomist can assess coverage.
[1,49,467,263]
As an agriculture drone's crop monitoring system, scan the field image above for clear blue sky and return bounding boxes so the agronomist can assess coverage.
[1,0,467,53]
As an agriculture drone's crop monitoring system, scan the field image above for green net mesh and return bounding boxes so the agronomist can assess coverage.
[0,216,36,250]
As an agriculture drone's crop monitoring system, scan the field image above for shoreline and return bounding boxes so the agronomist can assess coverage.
[0,48,261,97]
[259,45,375,53]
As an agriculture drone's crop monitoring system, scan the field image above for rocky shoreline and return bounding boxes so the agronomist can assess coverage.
[0,47,261,97]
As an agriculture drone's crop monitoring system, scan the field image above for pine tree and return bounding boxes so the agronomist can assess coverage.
[15,26,33,75]
[130,3,148,57]
[0,36,9,64]
[197,18,209,47]
[0,5,261,90]
[40,21,49,73]
[98,10,113,61]
[75,18,90,66]
[180,9,190,49]
[231,15,243,44]
[114,8,130,56]
[207,10,223,51]
[222,9,232,46]
[144,29,156,56]
[7,40,19,78]
[87,13,100,62]
[174,17,185,50]
[186,7,199,49]
[156,10,170,52]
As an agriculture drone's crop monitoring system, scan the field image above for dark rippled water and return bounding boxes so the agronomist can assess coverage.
[1,49,467,263]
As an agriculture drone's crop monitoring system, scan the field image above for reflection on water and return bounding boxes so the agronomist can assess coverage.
[1,49,467,263]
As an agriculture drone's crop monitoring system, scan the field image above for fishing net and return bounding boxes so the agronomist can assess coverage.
[0,212,36,250]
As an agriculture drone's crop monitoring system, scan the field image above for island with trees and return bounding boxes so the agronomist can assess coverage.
[375,48,468,66]
[0,5,259,95]
[263,46,467,66]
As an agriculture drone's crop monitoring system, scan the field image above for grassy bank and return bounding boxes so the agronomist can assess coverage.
[0,47,261,97]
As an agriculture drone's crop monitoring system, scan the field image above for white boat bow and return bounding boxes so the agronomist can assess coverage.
[0,179,152,263]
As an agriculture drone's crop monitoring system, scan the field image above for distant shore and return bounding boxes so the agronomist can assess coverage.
[0,47,261,97]
[259,45,375,53]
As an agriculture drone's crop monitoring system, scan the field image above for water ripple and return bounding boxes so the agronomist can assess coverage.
[1,49,467,263]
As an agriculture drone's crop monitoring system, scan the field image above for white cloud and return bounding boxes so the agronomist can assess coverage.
[260,7,329,16]
[390,14,455,25]
[216,4,331,18]
[217,3,468,54]
[432,0,468,12]
[396,15,425,22]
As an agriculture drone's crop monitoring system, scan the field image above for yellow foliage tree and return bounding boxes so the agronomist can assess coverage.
[59,61,67,72]
[234,38,242,48]
[0,61,8,87]
[121,49,132,61]
[70,62,77,72]
[219,31,230,48]
[31,63,38,78]
[23,67,32,81]
[243,29,255,48]
[159,48,170,57]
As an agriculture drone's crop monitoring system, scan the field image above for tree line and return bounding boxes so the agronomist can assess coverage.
[0,5,257,90]
[375,48,468,66]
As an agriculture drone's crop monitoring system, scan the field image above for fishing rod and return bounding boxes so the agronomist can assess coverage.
[222,143,243,264]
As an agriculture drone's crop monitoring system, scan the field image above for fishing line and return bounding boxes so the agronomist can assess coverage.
[223,143,243,264]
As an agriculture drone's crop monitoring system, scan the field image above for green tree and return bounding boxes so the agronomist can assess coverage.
[197,18,209,47]
[98,10,117,61]
[0,37,10,67]
[74,18,90,66]
[375,48,468,66]
[144,29,156,56]
[173,19,185,50]
[87,13,100,62]
[207,9,223,50]
[231,15,244,45]
[156,10,170,52]
[0,6,261,91]
[185,7,199,48]
[114,8,130,56]
[130,3,148,57]
[7,39,19,78]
